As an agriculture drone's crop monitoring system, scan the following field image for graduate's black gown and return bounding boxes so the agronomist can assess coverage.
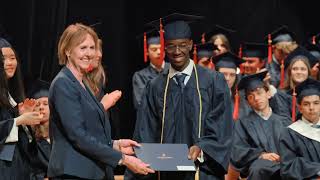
[0,106,39,180]
[266,57,281,88]
[127,65,233,180]
[230,111,291,180]
[279,124,320,180]
[132,63,169,109]
[30,138,51,180]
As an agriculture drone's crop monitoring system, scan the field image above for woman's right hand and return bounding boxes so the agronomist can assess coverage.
[16,112,44,126]
[18,98,37,115]
[122,155,155,175]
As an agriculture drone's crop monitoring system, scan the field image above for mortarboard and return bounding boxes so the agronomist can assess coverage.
[241,42,267,59]
[0,38,12,49]
[284,46,318,69]
[307,33,320,46]
[196,42,215,59]
[213,52,244,70]
[146,13,204,40]
[27,79,50,99]
[305,43,320,60]
[136,25,161,63]
[295,78,320,104]
[238,71,268,92]
[202,24,236,44]
[266,25,296,45]
[265,26,296,64]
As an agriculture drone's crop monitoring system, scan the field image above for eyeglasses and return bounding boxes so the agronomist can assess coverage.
[165,43,190,53]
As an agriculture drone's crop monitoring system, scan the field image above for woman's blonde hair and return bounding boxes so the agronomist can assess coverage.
[58,23,99,65]
[283,55,311,91]
[84,39,106,97]
[274,41,298,55]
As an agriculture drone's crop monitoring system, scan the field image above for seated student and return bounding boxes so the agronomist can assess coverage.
[196,42,214,70]
[132,28,169,109]
[28,80,51,180]
[241,42,267,75]
[230,71,291,180]
[212,51,248,120]
[279,78,320,180]
[265,25,297,88]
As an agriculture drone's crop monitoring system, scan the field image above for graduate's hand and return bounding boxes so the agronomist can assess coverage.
[18,98,37,114]
[259,152,280,162]
[257,68,271,87]
[100,90,122,110]
[113,139,141,155]
[122,155,155,175]
[188,145,201,161]
[16,112,43,126]
[311,63,319,79]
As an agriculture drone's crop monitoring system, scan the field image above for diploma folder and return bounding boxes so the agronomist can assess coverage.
[134,143,196,171]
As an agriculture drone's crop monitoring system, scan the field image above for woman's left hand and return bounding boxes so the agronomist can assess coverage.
[100,90,122,110]
[113,139,141,155]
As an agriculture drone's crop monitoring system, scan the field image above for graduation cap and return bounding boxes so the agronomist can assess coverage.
[266,25,296,45]
[196,42,215,59]
[202,24,236,44]
[238,71,268,92]
[265,26,296,64]
[136,24,161,63]
[307,33,320,46]
[305,43,320,60]
[284,46,318,69]
[296,78,320,104]
[213,52,244,70]
[27,80,50,99]
[0,37,12,48]
[146,13,204,40]
[241,42,267,59]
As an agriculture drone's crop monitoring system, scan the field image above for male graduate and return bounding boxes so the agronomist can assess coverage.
[132,28,169,109]
[265,25,296,88]
[130,13,233,180]
[279,78,320,180]
[230,71,291,180]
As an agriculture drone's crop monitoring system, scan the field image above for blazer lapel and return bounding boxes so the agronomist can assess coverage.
[62,67,106,128]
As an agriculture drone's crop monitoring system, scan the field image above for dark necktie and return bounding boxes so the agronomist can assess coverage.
[311,124,320,128]
[174,74,187,91]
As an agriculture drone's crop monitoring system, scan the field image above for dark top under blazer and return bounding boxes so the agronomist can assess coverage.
[47,67,122,179]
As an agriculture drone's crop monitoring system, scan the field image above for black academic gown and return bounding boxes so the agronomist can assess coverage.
[132,63,169,109]
[127,65,233,180]
[30,139,51,180]
[279,123,320,180]
[0,106,39,180]
[230,111,291,179]
[266,56,281,88]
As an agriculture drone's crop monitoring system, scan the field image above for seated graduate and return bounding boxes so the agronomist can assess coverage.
[279,78,320,180]
[132,27,169,109]
[195,42,215,70]
[28,80,51,180]
[230,71,291,180]
[212,51,247,120]
[129,13,233,180]
[264,25,297,88]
